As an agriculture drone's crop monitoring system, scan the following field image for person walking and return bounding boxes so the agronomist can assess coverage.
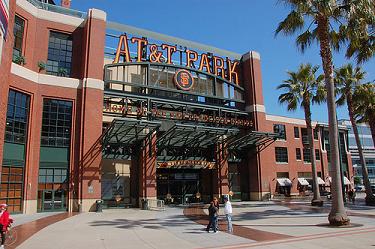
[206,200,219,233]
[0,204,11,249]
[223,196,233,233]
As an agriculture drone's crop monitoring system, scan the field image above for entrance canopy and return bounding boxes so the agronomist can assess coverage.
[226,131,279,151]
[102,119,278,160]
[157,123,237,150]
[102,118,161,158]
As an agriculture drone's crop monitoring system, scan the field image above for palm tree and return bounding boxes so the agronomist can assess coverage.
[275,0,356,226]
[277,64,325,206]
[353,83,375,145]
[335,64,375,205]
[340,0,375,64]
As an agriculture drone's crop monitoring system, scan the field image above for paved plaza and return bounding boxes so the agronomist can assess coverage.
[7,193,375,249]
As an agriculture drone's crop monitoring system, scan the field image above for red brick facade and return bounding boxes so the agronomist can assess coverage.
[0,1,353,213]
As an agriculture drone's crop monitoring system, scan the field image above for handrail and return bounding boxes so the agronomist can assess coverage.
[26,0,87,19]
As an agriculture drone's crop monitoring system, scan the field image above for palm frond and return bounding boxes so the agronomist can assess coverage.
[275,10,305,36]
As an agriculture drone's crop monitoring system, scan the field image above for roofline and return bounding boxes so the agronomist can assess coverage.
[106,21,250,60]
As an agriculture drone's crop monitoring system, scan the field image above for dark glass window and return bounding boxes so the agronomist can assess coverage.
[5,90,30,144]
[13,16,25,59]
[303,148,311,163]
[275,147,288,163]
[313,129,319,140]
[38,168,68,183]
[41,99,72,147]
[294,127,300,138]
[46,31,73,77]
[274,124,286,140]
[296,148,302,160]
[315,149,321,160]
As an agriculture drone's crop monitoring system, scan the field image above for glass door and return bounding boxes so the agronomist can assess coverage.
[41,190,65,211]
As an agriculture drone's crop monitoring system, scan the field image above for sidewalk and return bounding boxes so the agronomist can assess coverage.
[9,195,375,249]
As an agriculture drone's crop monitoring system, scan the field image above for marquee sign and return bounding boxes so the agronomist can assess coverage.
[157,160,215,169]
[103,102,253,128]
[113,34,240,85]
[174,69,194,91]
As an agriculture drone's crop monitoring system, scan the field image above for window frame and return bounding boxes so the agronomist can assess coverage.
[275,147,288,163]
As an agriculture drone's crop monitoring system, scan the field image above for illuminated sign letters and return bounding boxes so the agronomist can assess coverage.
[113,34,239,85]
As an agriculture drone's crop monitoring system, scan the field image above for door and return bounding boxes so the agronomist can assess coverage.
[41,190,65,211]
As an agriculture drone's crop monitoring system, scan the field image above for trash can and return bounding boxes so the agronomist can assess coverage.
[96,200,103,212]
[141,199,148,210]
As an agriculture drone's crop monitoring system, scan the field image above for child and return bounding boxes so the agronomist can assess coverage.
[0,204,12,249]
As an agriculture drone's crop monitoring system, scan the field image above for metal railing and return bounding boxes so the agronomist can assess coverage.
[26,0,87,19]
[145,199,165,211]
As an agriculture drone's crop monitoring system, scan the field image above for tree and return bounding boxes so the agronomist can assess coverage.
[340,0,375,64]
[353,83,375,145]
[275,0,360,226]
[335,64,375,205]
[277,63,325,206]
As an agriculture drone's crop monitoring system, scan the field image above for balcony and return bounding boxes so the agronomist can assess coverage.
[26,0,87,19]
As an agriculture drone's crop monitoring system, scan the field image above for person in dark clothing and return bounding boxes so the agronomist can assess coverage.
[206,201,219,233]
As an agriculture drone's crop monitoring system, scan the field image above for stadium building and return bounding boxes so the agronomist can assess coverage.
[0,0,353,213]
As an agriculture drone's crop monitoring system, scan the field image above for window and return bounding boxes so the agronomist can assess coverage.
[294,127,300,138]
[274,124,286,140]
[275,147,288,163]
[315,149,320,160]
[5,90,30,144]
[38,168,68,183]
[296,148,302,160]
[47,31,73,77]
[303,148,311,163]
[313,129,319,140]
[41,99,72,147]
[13,15,25,59]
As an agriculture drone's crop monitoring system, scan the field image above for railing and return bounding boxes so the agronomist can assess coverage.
[145,199,165,211]
[26,0,87,19]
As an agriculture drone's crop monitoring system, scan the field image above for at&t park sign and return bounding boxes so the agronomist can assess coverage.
[113,34,240,85]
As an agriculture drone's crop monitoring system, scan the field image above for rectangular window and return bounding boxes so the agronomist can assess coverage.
[315,149,320,161]
[5,90,30,144]
[313,129,319,140]
[38,168,68,183]
[303,148,311,163]
[294,127,300,138]
[41,99,72,147]
[296,148,302,160]
[47,31,73,77]
[275,147,288,163]
[13,15,25,60]
[274,124,286,140]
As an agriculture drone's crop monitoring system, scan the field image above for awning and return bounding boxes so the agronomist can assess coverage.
[277,178,292,187]
[327,176,351,185]
[298,178,309,186]
[317,177,325,185]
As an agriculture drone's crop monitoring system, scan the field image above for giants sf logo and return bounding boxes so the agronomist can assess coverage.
[174,69,194,91]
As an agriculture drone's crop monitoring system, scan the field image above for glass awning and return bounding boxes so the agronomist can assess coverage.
[103,118,161,148]
[157,123,238,150]
[102,119,277,160]
[226,131,279,151]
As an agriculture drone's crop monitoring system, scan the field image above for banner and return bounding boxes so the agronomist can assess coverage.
[0,0,9,39]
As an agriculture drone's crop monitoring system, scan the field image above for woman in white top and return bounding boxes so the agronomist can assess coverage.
[223,196,233,233]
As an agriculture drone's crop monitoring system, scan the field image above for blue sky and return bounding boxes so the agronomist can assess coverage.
[71,0,374,122]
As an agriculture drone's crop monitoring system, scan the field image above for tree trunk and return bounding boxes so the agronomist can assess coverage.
[317,15,350,226]
[347,95,375,205]
[369,115,375,147]
[303,97,323,206]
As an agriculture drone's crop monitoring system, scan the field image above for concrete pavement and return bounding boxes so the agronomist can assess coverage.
[10,193,375,249]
